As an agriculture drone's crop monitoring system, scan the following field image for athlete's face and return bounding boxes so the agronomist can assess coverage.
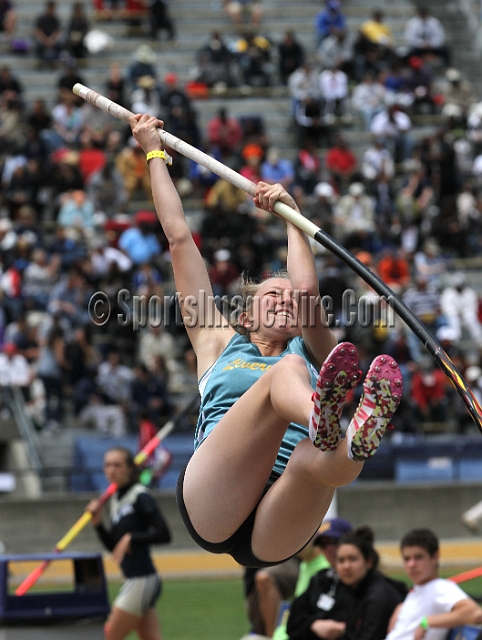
[336,543,372,588]
[401,545,439,586]
[245,278,300,339]
[103,450,132,487]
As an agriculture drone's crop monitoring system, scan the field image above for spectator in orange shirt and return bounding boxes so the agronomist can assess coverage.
[325,134,358,192]
[377,247,411,294]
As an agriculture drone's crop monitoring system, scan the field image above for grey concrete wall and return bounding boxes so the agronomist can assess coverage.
[1,482,482,555]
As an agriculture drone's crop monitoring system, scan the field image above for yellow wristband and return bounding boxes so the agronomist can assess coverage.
[146,150,172,165]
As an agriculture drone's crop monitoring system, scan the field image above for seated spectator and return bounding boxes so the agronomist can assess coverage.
[317,30,355,78]
[413,237,446,287]
[288,60,320,118]
[22,249,60,311]
[65,2,89,61]
[319,65,349,122]
[96,349,133,406]
[396,166,434,227]
[440,272,482,346]
[78,396,127,436]
[223,0,262,27]
[130,363,172,426]
[205,178,250,215]
[0,93,25,154]
[206,107,243,160]
[440,68,475,125]
[380,62,412,109]
[33,0,63,69]
[27,97,52,135]
[325,134,358,193]
[49,95,85,150]
[278,30,305,86]
[377,247,411,294]
[239,143,263,184]
[195,31,238,89]
[126,44,158,91]
[287,526,407,640]
[57,189,95,232]
[260,147,295,190]
[36,323,68,430]
[130,74,161,117]
[149,0,175,42]
[48,268,89,328]
[208,248,240,296]
[295,96,331,150]
[105,62,126,109]
[358,10,394,57]
[370,104,413,164]
[362,137,395,184]
[387,528,482,640]
[118,211,161,265]
[138,323,181,377]
[115,137,153,203]
[87,162,127,216]
[271,517,353,640]
[0,342,31,389]
[305,182,337,232]
[405,55,435,116]
[244,557,301,639]
[160,72,192,121]
[403,276,445,362]
[334,182,378,251]
[0,65,22,102]
[236,31,272,87]
[404,6,450,67]
[0,0,16,43]
[314,0,346,47]
[294,140,321,196]
[132,260,163,298]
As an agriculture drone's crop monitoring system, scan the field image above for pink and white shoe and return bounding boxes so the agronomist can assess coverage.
[309,342,361,451]
[346,355,403,462]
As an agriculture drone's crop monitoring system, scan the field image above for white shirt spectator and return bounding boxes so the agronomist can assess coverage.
[352,79,386,112]
[90,245,133,277]
[0,352,31,387]
[404,14,446,49]
[386,578,471,640]
[319,68,348,101]
[371,109,411,138]
[288,65,320,102]
[440,274,482,344]
[362,144,395,181]
[97,358,133,404]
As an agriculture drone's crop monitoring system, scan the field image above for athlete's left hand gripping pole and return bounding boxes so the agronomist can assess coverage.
[15,395,199,595]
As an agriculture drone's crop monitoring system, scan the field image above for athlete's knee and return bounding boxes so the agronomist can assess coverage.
[254,569,277,594]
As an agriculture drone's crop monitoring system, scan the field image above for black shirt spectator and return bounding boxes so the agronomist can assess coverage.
[278,31,305,85]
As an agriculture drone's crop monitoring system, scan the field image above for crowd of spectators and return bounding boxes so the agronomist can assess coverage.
[2,0,482,443]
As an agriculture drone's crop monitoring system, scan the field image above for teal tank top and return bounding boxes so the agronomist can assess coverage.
[195,333,318,477]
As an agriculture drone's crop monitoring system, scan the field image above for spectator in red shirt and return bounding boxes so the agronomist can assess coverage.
[325,134,357,192]
[410,357,449,428]
[206,107,243,160]
[208,248,240,296]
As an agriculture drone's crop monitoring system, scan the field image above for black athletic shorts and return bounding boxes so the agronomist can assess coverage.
[176,463,301,568]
